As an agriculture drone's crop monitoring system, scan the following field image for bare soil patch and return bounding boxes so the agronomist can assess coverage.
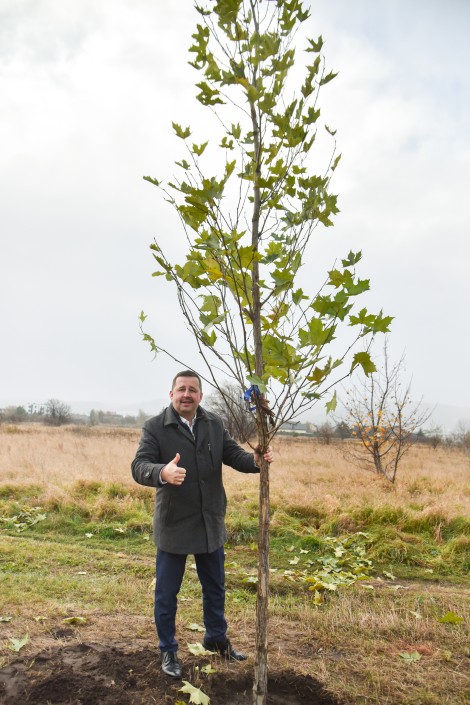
[0,641,342,705]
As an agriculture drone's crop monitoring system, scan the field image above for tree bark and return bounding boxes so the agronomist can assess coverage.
[253,448,270,705]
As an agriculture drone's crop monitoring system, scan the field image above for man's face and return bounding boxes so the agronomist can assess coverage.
[170,376,203,420]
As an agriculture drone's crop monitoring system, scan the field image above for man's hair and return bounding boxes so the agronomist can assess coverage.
[172,370,203,391]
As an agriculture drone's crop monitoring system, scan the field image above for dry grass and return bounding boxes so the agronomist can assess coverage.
[1,427,469,523]
[225,437,470,533]
[0,424,140,488]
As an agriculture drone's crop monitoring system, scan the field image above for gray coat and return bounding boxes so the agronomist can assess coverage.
[131,405,259,554]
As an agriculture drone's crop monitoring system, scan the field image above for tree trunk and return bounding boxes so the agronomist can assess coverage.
[253,450,270,705]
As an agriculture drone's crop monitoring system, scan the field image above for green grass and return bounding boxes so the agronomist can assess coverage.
[1,481,469,705]
[1,481,469,582]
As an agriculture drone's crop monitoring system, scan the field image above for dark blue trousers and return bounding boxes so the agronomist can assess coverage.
[154,546,227,652]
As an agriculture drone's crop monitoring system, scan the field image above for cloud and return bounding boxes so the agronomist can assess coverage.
[1,0,469,410]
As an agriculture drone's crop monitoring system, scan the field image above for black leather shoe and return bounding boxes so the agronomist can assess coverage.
[202,638,247,661]
[161,651,182,678]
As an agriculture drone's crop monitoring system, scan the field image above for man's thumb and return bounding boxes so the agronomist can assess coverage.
[172,453,180,465]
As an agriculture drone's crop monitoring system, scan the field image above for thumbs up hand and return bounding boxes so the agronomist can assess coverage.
[161,453,187,485]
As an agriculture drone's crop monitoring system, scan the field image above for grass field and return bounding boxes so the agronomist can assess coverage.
[0,425,469,704]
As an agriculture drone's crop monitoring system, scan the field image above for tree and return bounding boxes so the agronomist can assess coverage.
[207,382,257,442]
[317,421,334,445]
[335,420,351,440]
[424,425,443,450]
[454,420,470,452]
[1,406,27,424]
[343,341,430,483]
[44,399,71,426]
[141,2,390,702]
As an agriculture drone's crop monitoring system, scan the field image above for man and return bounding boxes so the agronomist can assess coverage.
[131,370,273,678]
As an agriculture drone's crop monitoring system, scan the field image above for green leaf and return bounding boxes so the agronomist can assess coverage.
[220,136,234,149]
[325,124,337,137]
[351,352,376,376]
[306,35,323,53]
[263,334,300,368]
[242,575,258,584]
[409,611,422,620]
[172,122,191,139]
[187,642,215,656]
[225,160,236,179]
[143,175,160,187]
[341,251,362,267]
[199,295,221,316]
[179,681,210,705]
[200,329,217,346]
[383,570,396,580]
[370,311,394,334]
[438,611,464,625]
[63,616,87,625]
[399,651,422,663]
[188,623,205,632]
[246,374,268,394]
[298,317,332,348]
[192,141,208,156]
[8,634,29,652]
[195,5,211,16]
[196,81,224,106]
[237,245,255,269]
[331,154,341,171]
[201,663,217,675]
[139,310,147,323]
[292,288,307,305]
[349,308,375,328]
[319,71,338,86]
[230,122,241,139]
[325,391,337,414]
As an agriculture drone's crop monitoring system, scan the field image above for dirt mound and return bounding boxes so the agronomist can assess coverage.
[0,642,342,705]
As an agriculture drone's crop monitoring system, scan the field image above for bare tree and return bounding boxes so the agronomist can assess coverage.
[45,399,71,426]
[343,341,431,482]
[454,420,470,452]
[207,383,257,443]
[317,421,334,445]
[425,425,443,450]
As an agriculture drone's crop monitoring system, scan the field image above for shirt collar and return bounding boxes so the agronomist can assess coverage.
[179,412,197,427]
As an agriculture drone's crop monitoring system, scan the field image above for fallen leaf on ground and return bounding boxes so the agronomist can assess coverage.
[187,642,215,656]
[8,634,29,652]
[188,623,205,632]
[63,616,87,625]
[399,651,422,663]
[438,611,464,625]
[179,681,210,705]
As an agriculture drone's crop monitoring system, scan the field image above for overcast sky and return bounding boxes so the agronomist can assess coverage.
[1,0,469,421]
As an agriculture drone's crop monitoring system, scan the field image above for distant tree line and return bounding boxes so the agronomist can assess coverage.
[0,402,150,428]
[0,400,71,426]
[1,394,469,456]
